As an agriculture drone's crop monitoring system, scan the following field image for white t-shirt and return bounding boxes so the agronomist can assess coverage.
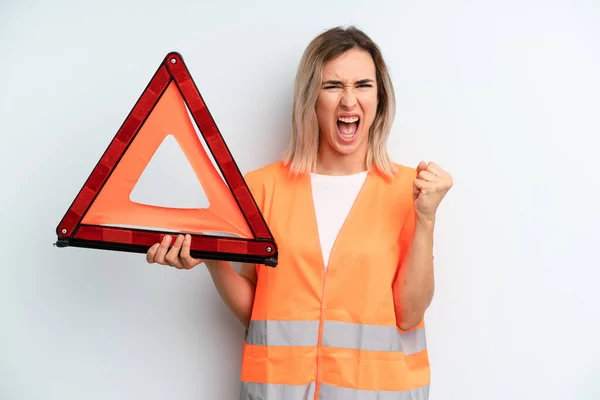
[310,171,367,267]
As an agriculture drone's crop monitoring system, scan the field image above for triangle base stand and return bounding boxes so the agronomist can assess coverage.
[54,233,278,267]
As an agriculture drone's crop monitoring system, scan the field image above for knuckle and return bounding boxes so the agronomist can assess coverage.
[183,257,198,269]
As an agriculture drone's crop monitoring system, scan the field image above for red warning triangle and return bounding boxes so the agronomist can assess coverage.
[55,51,278,267]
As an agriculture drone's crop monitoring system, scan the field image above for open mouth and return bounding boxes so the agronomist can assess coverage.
[336,116,360,142]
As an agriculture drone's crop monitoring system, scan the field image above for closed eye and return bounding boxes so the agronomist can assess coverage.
[322,79,375,90]
[355,79,375,88]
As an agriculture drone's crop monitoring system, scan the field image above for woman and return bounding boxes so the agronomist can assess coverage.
[147,26,452,400]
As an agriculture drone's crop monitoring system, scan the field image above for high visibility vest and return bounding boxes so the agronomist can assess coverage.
[240,161,430,400]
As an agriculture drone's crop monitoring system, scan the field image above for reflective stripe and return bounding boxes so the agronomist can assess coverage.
[319,383,429,399]
[245,320,319,346]
[239,381,316,399]
[397,326,427,355]
[239,382,429,399]
[246,319,426,355]
[323,320,426,355]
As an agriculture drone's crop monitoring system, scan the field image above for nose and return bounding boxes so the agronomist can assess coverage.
[341,87,357,109]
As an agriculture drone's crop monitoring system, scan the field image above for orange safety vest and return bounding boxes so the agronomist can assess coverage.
[240,161,430,399]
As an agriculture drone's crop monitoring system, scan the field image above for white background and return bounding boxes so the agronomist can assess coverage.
[2,0,600,399]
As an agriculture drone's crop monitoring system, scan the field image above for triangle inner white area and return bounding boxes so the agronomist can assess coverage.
[129,134,210,209]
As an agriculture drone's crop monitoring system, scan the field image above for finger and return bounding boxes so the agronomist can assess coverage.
[180,234,202,269]
[165,234,185,268]
[416,161,428,174]
[180,234,192,265]
[413,178,426,199]
[146,243,159,263]
[417,170,438,182]
[426,162,445,177]
[414,178,434,192]
[154,235,172,265]
[413,184,421,198]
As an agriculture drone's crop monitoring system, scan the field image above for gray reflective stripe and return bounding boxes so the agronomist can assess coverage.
[245,320,319,346]
[398,326,427,355]
[319,383,429,400]
[323,321,427,355]
[239,381,316,400]
[245,320,426,355]
[239,382,429,400]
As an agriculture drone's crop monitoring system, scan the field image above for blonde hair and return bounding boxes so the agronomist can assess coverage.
[283,26,397,178]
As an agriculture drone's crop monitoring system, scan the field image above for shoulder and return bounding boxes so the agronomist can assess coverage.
[243,160,290,193]
[377,162,417,191]
[374,162,416,212]
[244,160,287,182]
[387,163,417,224]
[391,162,417,181]
[243,161,292,215]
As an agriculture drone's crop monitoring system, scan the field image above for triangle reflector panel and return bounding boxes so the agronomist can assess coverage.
[55,51,278,267]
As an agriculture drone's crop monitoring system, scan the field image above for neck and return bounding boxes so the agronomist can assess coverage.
[315,146,368,176]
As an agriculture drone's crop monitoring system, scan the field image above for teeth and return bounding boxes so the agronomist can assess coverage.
[338,116,359,123]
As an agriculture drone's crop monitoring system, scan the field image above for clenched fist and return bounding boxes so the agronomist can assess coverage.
[413,161,453,223]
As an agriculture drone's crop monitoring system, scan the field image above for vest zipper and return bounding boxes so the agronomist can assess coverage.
[315,259,329,400]
[310,199,329,400]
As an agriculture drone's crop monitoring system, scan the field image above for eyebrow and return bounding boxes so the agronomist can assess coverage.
[322,79,375,85]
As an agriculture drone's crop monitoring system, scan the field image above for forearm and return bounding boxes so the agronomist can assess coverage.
[205,260,256,328]
[393,217,435,331]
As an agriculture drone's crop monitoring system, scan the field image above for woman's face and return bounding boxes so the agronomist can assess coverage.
[316,48,379,162]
